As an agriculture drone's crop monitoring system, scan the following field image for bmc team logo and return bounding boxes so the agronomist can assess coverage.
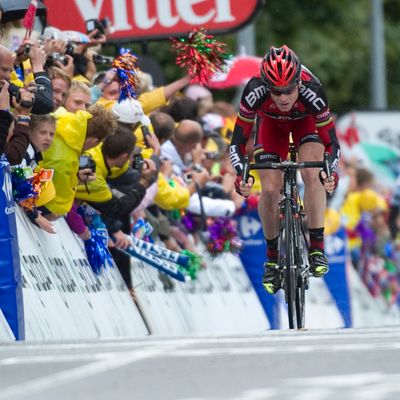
[46,0,263,41]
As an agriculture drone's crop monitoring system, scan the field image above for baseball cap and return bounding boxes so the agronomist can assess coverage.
[112,98,150,125]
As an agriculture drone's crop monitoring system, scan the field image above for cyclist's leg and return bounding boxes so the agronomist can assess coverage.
[255,118,289,292]
[293,118,329,276]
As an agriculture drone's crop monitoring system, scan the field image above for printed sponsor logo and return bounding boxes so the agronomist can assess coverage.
[302,134,319,141]
[2,170,13,203]
[239,103,253,115]
[229,145,242,170]
[239,215,262,238]
[2,169,15,215]
[331,148,340,172]
[46,0,261,41]
[258,153,279,161]
[316,109,330,120]
[245,84,267,107]
[299,84,326,111]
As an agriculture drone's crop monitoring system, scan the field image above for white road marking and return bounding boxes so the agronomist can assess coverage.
[1,341,400,366]
[178,373,400,400]
[2,327,400,353]
[0,345,179,400]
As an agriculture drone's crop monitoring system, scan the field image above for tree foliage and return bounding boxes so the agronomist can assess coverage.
[110,1,400,114]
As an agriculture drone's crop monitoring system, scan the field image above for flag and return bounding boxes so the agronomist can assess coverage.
[23,0,38,38]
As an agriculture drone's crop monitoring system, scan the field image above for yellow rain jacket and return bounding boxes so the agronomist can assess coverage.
[153,174,190,211]
[340,188,385,249]
[40,108,92,215]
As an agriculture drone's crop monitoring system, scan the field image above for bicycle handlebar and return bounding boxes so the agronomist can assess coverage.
[243,152,331,183]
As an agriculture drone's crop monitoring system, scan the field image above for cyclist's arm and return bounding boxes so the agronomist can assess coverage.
[309,85,341,172]
[229,78,266,175]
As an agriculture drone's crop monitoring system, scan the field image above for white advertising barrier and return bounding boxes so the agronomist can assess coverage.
[347,263,400,328]
[336,110,400,150]
[16,207,148,341]
[276,277,345,330]
[132,244,270,336]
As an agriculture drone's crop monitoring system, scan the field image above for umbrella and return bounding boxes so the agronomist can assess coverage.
[207,55,262,89]
[352,142,400,187]
[0,0,47,24]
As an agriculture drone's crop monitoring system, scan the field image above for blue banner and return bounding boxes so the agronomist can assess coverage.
[236,209,279,329]
[324,227,352,328]
[0,161,24,340]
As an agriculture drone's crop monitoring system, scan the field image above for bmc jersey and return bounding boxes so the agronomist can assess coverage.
[231,65,340,171]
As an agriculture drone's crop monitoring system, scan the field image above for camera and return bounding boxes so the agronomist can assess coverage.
[184,173,193,183]
[92,54,114,65]
[86,18,106,39]
[141,125,151,147]
[79,155,96,173]
[49,52,69,66]
[132,154,144,171]
[8,84,34,108]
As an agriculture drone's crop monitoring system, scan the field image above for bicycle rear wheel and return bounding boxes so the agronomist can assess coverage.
[283,199,297,329]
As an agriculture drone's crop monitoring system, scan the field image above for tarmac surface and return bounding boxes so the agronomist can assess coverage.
[1,327,400,400]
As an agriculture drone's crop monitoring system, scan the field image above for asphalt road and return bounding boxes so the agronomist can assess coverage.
[1,327,400,400]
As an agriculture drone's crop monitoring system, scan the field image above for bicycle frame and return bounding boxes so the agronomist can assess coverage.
[242,149,329,329]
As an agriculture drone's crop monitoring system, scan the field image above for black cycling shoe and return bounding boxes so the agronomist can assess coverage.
[309,250,329,277]
[262,262,281,294]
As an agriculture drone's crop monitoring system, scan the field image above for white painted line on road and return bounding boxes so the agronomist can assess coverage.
[2,327,400,353]
[0,352,122,366]
[178,388,277,400]
[0,344,180,400]
[1,341,400,366]
[166,342,400,358]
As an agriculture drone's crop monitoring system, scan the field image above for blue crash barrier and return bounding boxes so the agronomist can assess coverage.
[0,161,24,340]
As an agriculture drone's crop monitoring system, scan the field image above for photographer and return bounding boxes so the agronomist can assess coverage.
[12,42,54,114]
[75,130,157,220]
[74,129,157,290]
[0,79,35,165]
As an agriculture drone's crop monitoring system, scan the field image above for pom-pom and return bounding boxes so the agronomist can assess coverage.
[11,167,41,210]
[171,28,231,85]
[206,217,243,256]
[181,212,198,233]
[180,250,202,279]
[84,229,113,274]
[112,48,140,102]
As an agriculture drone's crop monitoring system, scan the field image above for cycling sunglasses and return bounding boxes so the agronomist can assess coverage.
[269,85,298,96]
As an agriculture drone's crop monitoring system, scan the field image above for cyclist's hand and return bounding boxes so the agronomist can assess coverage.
[235,175,254,198]
[320,170,339,195]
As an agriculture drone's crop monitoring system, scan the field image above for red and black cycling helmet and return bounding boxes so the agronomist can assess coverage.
[260,45,301,91]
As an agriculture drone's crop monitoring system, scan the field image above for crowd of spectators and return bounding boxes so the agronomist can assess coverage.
[0,9,241,299]
[0,5,399,307]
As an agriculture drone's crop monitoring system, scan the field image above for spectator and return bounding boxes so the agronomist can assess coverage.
[65,80,91,113]
[161,119,204,176]
[74,130,157,289]
[21,114,57,234]
[48,67,72,109]
[0,82,34,165]
[40,104,118,217]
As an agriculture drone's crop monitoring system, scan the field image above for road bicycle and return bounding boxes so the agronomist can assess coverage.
[243,145,330,329]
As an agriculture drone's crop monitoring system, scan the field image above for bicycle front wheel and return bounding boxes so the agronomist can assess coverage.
[294,222,308,329]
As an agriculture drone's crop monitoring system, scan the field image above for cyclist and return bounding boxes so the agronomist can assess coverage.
[229,45,340,294]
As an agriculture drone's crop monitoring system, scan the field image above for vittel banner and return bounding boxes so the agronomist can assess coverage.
[45,0,263,41]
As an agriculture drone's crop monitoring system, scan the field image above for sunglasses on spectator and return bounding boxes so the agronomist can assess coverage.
[269,85,298,96]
